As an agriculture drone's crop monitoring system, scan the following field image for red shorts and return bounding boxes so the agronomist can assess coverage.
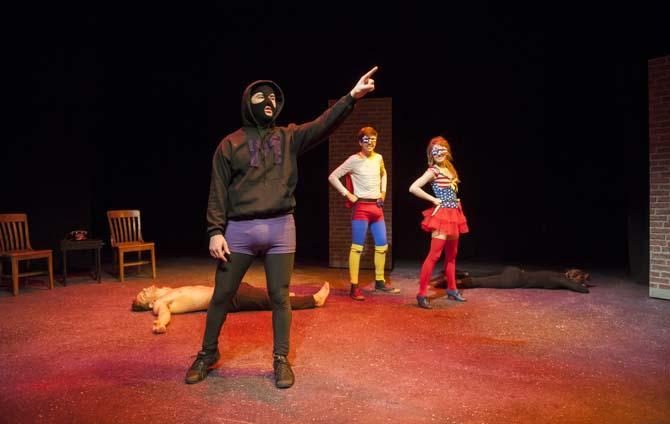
[352,201,384,222]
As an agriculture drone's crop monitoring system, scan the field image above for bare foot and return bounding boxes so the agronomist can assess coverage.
[312,282,330,307]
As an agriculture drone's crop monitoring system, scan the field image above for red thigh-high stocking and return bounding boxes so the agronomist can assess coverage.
[419,237,446,296]
[444,238,459,291]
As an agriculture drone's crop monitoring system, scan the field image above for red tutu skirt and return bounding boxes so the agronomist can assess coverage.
[420,204,469,236]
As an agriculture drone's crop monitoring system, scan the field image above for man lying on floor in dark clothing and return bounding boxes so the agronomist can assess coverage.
[132,282,330,334]
[437,266,591,293]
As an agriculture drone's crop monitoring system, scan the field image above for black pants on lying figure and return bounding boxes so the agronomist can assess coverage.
[228,282,315,312]
[458,266,590,293]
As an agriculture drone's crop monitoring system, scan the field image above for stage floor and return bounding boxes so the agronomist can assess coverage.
[1,257,669,423]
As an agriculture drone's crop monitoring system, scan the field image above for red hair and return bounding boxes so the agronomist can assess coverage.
[426,136,459,183]
[358,126,378,141]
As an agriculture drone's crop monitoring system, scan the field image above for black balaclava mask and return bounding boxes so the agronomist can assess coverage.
[250,84,276,126]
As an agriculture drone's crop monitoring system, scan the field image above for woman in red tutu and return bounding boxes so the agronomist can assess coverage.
[409,136,469,309]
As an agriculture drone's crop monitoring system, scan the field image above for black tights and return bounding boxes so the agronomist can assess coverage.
[202,252,294,356]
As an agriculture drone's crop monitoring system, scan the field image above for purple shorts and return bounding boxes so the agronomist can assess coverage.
[225,214,296,256]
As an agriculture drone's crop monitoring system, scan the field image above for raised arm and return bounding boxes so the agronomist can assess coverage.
[349,66,377,100]
[409,169,441,205]
[292,66,378,155]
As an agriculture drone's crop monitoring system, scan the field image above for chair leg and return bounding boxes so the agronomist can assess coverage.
[150,247,156,279]
[96,248,102,283]
[119,249,125,282]
[138,250,143,274]
[47,253,54,290]
[11,257,19,296]
[112,249,118,275]
[61,248,68,286]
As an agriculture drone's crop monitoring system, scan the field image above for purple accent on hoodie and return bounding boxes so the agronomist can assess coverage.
[249,134,283,168]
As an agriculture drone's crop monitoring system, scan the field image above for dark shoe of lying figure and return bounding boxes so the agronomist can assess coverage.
[434,269,470,289]
[456,269,470,279]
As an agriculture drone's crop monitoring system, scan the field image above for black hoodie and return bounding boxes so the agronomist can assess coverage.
[206,80,356,237]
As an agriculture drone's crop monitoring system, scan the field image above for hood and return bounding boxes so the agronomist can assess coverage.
[241,79,285,127]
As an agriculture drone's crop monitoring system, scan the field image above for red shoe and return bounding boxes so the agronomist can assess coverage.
[350,284,365,301]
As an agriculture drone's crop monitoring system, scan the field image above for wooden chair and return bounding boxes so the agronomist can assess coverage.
[106,210,156,282]
[0,214,54,296]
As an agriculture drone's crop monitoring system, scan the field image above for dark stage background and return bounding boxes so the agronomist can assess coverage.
[3,4,668,282]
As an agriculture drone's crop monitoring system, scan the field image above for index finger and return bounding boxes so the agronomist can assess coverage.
[361,66,378,79]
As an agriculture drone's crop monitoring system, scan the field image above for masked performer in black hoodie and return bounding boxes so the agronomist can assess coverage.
[185,67,378,389]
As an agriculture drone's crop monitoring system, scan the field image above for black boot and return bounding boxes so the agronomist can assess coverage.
[375,279,400,293]
[184,350,220,384]
[273,354,295,389]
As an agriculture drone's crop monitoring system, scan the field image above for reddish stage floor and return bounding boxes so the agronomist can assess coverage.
[1,257,669,423]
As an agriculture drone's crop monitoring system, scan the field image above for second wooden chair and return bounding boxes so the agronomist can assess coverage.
[106,210,156,282]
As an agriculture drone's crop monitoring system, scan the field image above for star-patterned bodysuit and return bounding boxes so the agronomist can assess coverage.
[431,167,460,209]
[420,166,469,237]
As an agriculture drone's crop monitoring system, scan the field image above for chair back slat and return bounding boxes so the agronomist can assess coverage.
[107,210,144,247]
[11,222,19,249]
[0,221,7,252]
[0,214,32,253]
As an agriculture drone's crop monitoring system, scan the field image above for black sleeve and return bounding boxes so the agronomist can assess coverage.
[290,93,356,156]
[206,141,232,238]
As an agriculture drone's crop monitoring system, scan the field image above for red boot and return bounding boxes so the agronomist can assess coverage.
[350,284,365,301]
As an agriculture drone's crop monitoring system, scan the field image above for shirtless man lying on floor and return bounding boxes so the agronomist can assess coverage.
[132,281,330,334]
[436,267,592,293]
